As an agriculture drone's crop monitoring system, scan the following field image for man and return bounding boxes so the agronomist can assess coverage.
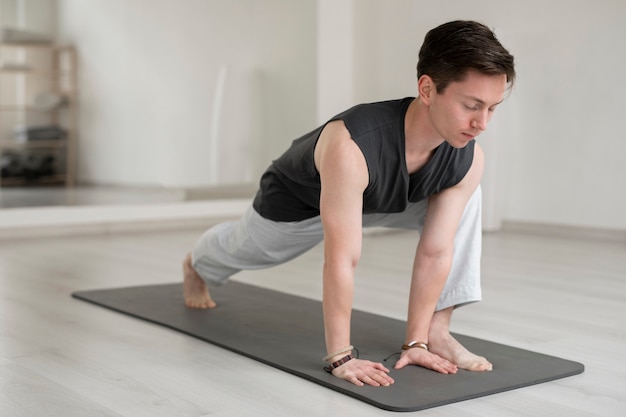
[183,20,515,387]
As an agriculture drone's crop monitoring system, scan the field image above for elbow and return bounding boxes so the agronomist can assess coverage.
[323,253,360,276]
[324,258,360,274]
[417,244,454,263]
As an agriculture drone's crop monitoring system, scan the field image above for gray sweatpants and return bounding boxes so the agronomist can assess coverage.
[192,186,482,311]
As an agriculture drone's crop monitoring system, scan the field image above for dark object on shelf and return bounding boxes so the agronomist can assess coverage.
[14,126,66,142]
[1,150,56,180]
[22,152,56,179]
[0,150,22,177]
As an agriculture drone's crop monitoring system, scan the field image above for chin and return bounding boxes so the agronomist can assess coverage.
[446,138,474,149]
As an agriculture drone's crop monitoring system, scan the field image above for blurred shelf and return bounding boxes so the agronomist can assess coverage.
[0,42,77,188]
[0,174,67,186]
[0,139,67,149]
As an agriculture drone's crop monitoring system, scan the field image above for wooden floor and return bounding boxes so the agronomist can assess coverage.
[1,226,624,416]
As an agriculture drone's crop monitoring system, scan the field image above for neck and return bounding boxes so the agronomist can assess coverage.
[404,98,444,154]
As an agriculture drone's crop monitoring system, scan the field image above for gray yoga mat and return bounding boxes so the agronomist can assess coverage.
[72,282,584,412]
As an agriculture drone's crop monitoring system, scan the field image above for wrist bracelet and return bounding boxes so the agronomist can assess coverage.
[402,340,429,351]
[323,354,354,373]
[322,345,353,362]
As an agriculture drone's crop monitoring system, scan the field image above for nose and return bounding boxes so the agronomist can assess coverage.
[471,110,489,131]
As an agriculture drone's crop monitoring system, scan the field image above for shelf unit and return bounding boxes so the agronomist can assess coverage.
[0,42,77,187]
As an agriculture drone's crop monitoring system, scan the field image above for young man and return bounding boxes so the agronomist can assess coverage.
[183,20,515,387]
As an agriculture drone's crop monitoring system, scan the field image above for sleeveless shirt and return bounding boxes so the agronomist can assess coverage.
[252,97,475,222]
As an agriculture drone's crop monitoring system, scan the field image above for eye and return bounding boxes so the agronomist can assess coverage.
[464,104,479,111]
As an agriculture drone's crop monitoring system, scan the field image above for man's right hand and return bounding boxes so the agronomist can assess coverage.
[394,347,458,374]
[331,358,395,387]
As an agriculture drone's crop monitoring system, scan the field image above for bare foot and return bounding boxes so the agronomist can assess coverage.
[429,331,492,371]
[428,307,492,371]
[183,253,217,309]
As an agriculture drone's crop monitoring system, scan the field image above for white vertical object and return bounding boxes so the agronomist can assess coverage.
[316,0,354,124]
[479,122,503,232]
[15,0,26,128]
[208,64,227,185]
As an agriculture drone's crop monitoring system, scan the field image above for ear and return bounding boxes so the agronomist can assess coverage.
[418,75,435,105]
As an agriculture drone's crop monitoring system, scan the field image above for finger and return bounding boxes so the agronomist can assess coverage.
[361,375,381,387]
[441,361,458,374]
[394,355,409,370]
[361,371,394,387]
[349,376,365,387]
[361,373,385,387]
[431,358,458,374]
[371,362,390,373]
[370,371,394,386]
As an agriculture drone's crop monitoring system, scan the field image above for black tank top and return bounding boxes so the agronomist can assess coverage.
[252,97,475,222]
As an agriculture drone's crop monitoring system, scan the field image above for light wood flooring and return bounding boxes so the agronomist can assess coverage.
[0,226,624,416]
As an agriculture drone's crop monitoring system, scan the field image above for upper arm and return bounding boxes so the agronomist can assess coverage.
[418,143,485,257]
[314,120,369,266]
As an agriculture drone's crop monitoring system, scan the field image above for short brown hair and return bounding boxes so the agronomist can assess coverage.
[417,20,516,93]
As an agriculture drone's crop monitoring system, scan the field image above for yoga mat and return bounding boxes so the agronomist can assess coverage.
[72,282,584,412]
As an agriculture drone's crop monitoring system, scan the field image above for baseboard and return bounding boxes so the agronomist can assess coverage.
[501,220,626,244]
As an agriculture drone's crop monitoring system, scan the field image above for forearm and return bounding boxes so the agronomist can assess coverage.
[405,251,452,342]
[322,262,355,360]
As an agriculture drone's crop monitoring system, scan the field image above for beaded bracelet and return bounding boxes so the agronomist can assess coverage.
[322,345,354,362]
[323,354,354,373]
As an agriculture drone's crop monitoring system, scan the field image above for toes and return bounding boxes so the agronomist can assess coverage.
[478,361,493,371]
[185,296,217,309]
[465,359,492,371]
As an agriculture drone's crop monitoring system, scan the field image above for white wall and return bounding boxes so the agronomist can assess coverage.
[502,2,626,231]
[342,0,626,231]
[316,0,354,124]
[56,0,317,187]
[25,0,625,232]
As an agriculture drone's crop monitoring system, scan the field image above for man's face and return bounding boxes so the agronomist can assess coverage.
[428,71,508,148]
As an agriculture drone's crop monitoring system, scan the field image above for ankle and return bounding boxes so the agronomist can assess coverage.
[428,327,451,343]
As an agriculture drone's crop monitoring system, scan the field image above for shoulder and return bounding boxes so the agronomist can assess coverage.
[314,120,369,191]
[418,143,484,252]
[464,141,484,187]
[331,98,413,138]
[430,142,483,206]
[314,119,362,166]
[440,140,483,190]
